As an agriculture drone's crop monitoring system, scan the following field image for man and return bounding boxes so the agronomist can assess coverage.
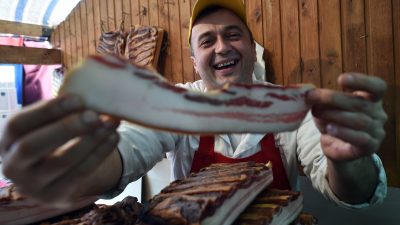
[0,0,387,210]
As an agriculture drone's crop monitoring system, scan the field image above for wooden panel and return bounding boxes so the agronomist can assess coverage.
[131,0,140,26]
[169,0,183,83]
[86,0,97,54]
[80,1,89,57]
[0,20,52,37]
[107,0,116,31]
[318,0,342,90]
[51,24,61,49]
[149,0,159,27]
[92,0,104,49]
[140,0,150,26]
[64,19,72,71]
[393,0,400,185]
[341,0,367,73]
[0,46,61,64]
[366,0,398,186]
[180,0,194,82]
[75,5,83,64]
[122,0,132,30]
[246,0,264,44]
[59,22,65,66]
[70,7,77,67]
[299,0,320,86]
[114,0,123,30]
[280,0,301,85]
[262,0,283,84]
[159,0,172,81]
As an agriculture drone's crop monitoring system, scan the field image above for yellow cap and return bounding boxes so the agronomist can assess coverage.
[188,0,247,45]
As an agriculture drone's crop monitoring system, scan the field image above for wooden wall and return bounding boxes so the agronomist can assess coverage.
[50,0,400,186]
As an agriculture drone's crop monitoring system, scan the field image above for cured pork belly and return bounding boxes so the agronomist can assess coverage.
[142,162,273,225]
[124,25,162,69]
[233,189,304,225]
[59,55,312,134]
[38,196,143,225]
[96,29,126,56]
[0,185,95,225]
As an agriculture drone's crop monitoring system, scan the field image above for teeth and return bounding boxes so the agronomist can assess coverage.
[216,60,235,69]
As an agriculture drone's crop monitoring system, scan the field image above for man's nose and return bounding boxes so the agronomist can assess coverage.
[215,37,232,55]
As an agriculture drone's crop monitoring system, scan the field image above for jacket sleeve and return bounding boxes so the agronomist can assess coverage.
[100,121,179,199]
[296,112,387,209]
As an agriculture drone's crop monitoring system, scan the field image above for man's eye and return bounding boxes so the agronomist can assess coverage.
[200,40,212,47]
[228,33,241,40]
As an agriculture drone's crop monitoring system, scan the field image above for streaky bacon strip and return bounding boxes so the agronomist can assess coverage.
[59,54,313,134]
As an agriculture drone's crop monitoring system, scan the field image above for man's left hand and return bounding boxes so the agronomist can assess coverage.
[306,73,387,162]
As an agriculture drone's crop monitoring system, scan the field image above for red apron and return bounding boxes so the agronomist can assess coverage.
[190,134,291,190]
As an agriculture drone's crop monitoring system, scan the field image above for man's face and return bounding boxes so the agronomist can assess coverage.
[190,9,256,90]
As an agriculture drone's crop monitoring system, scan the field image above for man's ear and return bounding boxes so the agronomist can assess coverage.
[191,56,199,74]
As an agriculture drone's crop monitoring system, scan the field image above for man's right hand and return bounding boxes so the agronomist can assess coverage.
[0,95,120,207]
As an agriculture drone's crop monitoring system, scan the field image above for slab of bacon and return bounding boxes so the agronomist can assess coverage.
[124,25,161,69]
[37,196,144,225]
[96,30,126,56]
[0,184,96,225]
[142,162,273,225]
[59,55,313,134]
[233,188,305,225]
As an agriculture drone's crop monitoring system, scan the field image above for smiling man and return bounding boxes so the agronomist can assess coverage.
[190,6,256,89]
[0,0,387,212]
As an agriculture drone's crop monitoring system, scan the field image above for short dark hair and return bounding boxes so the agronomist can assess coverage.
[189,5,254,56]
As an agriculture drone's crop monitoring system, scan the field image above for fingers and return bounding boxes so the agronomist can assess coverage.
[307,88,372,113]
[0,95,84,151]
[3,110,103,169]
[29,133,120,204]
[338,73,387,102]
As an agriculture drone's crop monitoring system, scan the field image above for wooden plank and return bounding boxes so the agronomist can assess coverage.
[169,0,184,83]
[0,20,52,37]
[59,22,66,67]
[280,0,301,85]
[246,0,264,44]
[262,0,283,84]
[122,0,132,31]
[341,0,367,73]
[80,1,89,58]
[0,46,61,64]
[114,0,123,31]
[299,0,321,86]
[131,0,140,26]
[70,8,78,67]
[366,0,398,186]
[64,19,72,71]
[87,0,97,54]
[149,0,159,27]
[51,25,61,49]
[393,0,400,187]
[107,0,116,31]
[318,0,342,90]
[140,0,150,26]
[75,5,83,64]
[180,0,194,83]
[158,0,172,81]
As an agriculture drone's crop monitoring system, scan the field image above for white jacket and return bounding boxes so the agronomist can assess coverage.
[110,80,387,209]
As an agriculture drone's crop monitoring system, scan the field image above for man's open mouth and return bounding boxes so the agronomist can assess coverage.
[213,59,239,70]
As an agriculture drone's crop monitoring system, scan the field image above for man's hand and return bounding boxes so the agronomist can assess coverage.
[306,73,387,203]
[307,73,387,161]
[0,95,121,207]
